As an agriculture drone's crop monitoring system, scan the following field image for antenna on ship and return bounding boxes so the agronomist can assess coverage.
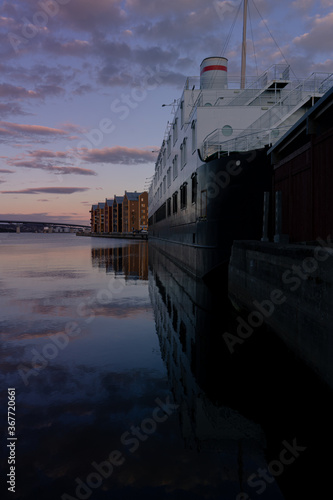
[240,0,248,89]
[221,0,294,89]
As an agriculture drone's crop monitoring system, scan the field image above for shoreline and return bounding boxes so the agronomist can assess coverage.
[76,232,148,240]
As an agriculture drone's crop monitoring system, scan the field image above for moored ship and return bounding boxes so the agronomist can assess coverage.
[148,8,333,281]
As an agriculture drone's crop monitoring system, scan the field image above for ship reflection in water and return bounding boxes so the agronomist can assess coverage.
[148,244,333,499]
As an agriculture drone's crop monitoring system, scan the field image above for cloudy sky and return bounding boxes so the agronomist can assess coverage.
[0,0,333,225]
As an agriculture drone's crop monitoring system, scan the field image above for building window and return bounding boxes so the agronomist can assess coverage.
[167,136,171,157]
[180,100,184,128]
[191,172,197,203]
[172,191,178,213]
[191,120,196,152]
[163,175,166,194]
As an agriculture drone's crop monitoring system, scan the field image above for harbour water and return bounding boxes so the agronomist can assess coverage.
[0,233,332,499]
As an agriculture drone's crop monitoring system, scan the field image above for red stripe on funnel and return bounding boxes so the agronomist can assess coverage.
[200,65,227,75]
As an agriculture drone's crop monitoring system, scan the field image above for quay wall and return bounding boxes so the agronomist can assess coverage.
[228,240,333,389]
[77,232,148,240]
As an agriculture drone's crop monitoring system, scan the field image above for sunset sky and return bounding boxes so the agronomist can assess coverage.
[1,0,333,225]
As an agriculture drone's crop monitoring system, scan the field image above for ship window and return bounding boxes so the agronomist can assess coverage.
[167,197,171,216]
[172,155,178,180]
[191,120,196,152]
[181,138,187,169]
[200,190,207,218]
[222,125,233,136]
[172,191,178,213]
[179,321,186,352]
[180,182,187,209]
[167,167,171,187]
[191,172,197,203]
[173,118,178,145]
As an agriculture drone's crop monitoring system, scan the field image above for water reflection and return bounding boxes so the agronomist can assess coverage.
[0,236,167,500]
[148,245,287,499]
[1,235,332,500]
[148,243,333,499]
[91,242,148,280]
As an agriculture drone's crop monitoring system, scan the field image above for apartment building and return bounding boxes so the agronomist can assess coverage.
[123,191,148,232]
[97,202,105,232]
[90,204,98,233]
[112,196,123,232]
[104,199,114,233]
[90,191,148,234]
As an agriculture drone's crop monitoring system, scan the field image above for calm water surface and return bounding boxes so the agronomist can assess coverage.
[0,233,332,499]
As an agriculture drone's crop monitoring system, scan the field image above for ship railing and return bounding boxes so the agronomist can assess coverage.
[246,64,291,89]
[195,71,333,109]
[183,75,261,93]
[202,71,333,158]
[316,73,333,93]
[194,79,300,108]
[185,65,290,92]
[202,126,292,157]
[242,71,332,139]
[226,64,291,106]
[191,74,293,109]
[225,84,300,107]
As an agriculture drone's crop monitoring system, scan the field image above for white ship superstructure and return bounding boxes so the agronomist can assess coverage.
[148,56,333,279]
[149,57,332,219]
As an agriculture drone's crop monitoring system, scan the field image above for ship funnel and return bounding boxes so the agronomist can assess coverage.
[200,57,228,89]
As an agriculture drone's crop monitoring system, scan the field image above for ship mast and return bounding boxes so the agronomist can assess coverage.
[240,0,248,89]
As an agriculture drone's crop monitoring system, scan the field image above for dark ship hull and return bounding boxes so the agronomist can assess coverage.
[148,146,271,280]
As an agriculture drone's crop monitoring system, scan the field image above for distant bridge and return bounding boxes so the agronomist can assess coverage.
[0,220,90,228]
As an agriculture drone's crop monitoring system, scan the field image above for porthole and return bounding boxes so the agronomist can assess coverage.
[222,125,233,136]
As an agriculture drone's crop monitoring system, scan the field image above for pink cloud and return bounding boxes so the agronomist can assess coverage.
[27,149,69,159]
[1,122,67,135]
[293,12,333,52]
[80,146,157,164]
[9,160,97,176]
[0,83,39,98]
[7,149,97,176]
[1,187,90,194]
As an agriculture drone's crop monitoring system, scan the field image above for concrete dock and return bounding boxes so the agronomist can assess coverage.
[77,232,148,240]
[228,240,333,390]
